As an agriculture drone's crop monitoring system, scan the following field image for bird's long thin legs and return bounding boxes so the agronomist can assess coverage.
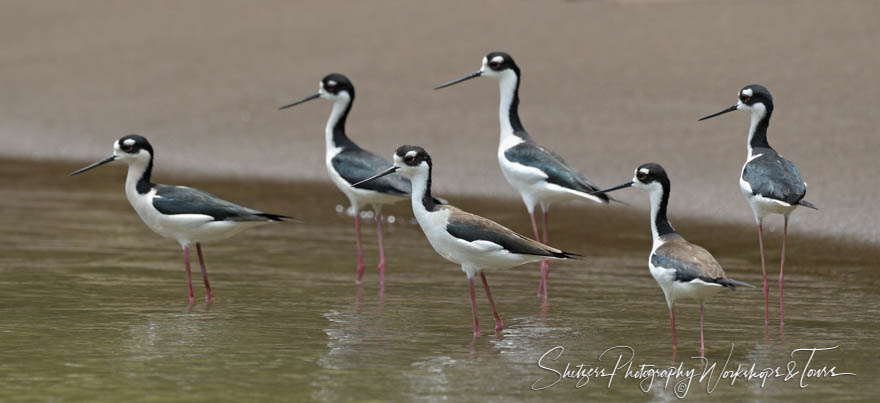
[469,277,480,338]
[480,272,504,332]
[530,212,548,297]
[195,243,214,302]
[376,214,386,288]
[669,306,677,352]
[779,216,789,330]
[182,246,194,303]
[757,220,769,328]
[699,303,706,356]
[355,214,365,283]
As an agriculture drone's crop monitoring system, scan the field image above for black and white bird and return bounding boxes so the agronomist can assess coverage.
[699,84,816,328]
[280,73,427,287]
[594,163,753,355]
[353,145,578,337]
[70,134,294,303]
[435,52,609,298]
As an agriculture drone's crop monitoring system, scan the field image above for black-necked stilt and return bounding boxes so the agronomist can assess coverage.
[698,84,816,329]
[280,73,430,287]
[594,163,753,355]
[70,134,294,303]
[435,51,609,298]
[353,145,578,337]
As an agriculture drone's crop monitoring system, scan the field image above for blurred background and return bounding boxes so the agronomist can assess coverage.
[0,0,877,242]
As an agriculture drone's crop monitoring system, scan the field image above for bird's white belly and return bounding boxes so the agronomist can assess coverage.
[325,153,404,212]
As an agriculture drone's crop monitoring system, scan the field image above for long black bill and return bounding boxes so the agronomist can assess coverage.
[279,93,320,110]
[590,181,633,196]
[434,71,482,90]
[70,155,117,176]
[698,104,738,121]
[351,166,399,188]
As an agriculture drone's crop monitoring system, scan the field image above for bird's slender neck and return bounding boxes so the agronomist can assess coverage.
[125,156,154,195]
[497,70,529,144]
[648,180,675,242]
[325,96,356,151]
[747,105,772,155]
[409,167,437,213]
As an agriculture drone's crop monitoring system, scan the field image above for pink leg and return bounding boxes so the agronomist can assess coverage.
[779,216,789,329]
[469,277,480,338]
[480,272,504,332]
[757,221,769,328]
[355,214,365,284]
[699,303,706,356]
[530,212,546,297]
[183,246,194,303]
[540,211,550,295]
[195,243,214,302]
[669,306,677,352]
[376,214,386,287]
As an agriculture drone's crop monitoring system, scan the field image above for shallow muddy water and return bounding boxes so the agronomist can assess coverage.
[0,159,877,401]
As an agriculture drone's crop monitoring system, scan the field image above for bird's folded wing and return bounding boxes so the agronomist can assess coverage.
[652,239,726,283]
[743,152,807,204]
[441,205,562,257]
[152,184,267,221]
[504,142,605,196]
[333,149,410,196]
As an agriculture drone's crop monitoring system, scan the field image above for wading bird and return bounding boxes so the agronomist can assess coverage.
[71,134,294,302]
[699,85,816,328]
[435,52,609,298]
[354,145,578,337]
[593,163,753,355]
[280,74,440,287]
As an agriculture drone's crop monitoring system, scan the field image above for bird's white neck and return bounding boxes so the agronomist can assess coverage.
[408,169,433,215]
[325,98,352,152]
[124,158,152,199]
[496,70,527,148]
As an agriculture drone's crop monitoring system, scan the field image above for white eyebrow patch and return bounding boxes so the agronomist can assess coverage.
[491,56,504,64]
[638,168,650,174]
[405,150,417,159]
[741,88,753,97]
[327,80,337,87]
[123,138,136,146]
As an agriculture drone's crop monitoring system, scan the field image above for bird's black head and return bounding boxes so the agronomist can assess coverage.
[321,73,355,98]
[393,145,432,170]
[70,134,154,176]
[483,51,519,74]
[116,134,154,156]
[699,83,775,121]
[738,84,773,111]
[633,163,669,187]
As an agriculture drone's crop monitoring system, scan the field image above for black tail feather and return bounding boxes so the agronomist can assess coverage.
[798,200,818,210]
[718,278,757,290]
[258,213,301,223]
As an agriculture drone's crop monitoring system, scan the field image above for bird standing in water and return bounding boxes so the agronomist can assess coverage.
[435,52,609,299]
[594,163,753,355]
[354,145,578,337]
[699,84,816,329]
[71,134,294,303]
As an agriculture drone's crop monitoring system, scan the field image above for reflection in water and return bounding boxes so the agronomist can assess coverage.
[0,159,875,401]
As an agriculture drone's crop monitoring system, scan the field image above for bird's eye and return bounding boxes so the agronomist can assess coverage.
[489,61,501,69]
[637,172,647,181]
[122,144,134,152]
[403,154,415,164]
[740,94,751,103]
